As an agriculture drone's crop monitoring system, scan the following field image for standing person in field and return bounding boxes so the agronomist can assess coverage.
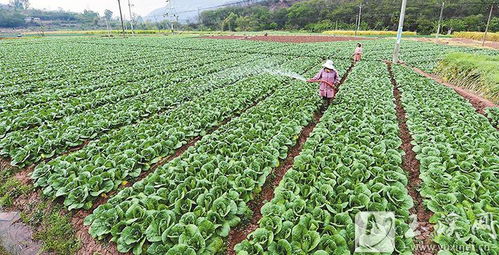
[307,60,340,106]
[353,43,363,62]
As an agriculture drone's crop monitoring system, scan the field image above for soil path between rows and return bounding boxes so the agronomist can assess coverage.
[387,63,437,255]
[75,62,321,255]
[225,62,356,254]
[71,83,285,255]
[408,65,497,115]
[0,58,319,255]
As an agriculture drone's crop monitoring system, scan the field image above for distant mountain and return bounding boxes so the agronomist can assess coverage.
[146,0,243,23]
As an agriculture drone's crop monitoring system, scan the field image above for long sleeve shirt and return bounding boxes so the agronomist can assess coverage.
[313,68,339,98]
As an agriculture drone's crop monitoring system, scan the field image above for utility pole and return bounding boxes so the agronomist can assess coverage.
[127,0,135,35]
[393,0,407,63]
[117,0,126,36]
[355,3,362,36]
[436,2,444,39]
[482,4,494,46]
[197,8,201,24]
[105,18,111,37]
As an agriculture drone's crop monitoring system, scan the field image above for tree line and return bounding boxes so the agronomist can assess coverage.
[0,0,105,29]
[197,0,499,34]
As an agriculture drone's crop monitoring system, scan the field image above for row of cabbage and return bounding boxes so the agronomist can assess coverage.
[314,39,499,72]
[0,41,264,96]
[0,49,241,132]
[81,60,357,254]
[31,55,319,210]
[1,43,161,85]
[1,48,175,96]
[392,65,498,255]
[236,61,415,255]
[485,107,499,128]
[373,40,499,72]
[0,39,101,75]
[0,49,193,110]
[0,52,270,167]
[81,37,346,59]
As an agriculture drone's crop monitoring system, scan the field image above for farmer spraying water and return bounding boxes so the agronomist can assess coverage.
[307,60,339,106]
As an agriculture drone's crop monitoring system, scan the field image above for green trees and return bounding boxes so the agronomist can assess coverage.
[199,0,498,33]
[0,9,25,28]
[9,0,29,10]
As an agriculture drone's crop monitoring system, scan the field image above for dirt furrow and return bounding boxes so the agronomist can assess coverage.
[226,62,355,255]
[0,61,331,254]
[387,63,437,255]
[0,77,276,255]
[72,84,284,255]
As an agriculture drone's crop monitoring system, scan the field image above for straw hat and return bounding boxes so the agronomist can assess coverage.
[322,60,335,70]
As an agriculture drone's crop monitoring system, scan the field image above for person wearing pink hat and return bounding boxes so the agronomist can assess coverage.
[353,43,363,62]
[307,60,340,106]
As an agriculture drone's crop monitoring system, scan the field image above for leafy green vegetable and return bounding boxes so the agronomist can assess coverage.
[237,62,415,254]
[393,64,499,254]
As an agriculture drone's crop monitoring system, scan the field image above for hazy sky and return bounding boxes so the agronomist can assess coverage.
[0,0,179,17]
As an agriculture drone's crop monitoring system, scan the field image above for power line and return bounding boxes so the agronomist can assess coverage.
[147,0,266,19]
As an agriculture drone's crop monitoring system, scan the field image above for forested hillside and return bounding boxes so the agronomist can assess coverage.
[200,0,499,34]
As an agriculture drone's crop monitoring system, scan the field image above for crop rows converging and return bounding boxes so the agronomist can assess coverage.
[32,56,322,210]
[1,36,497,255]
[392,65,498,254]
[236,62,415,254]
[82,58,341,253]
[1,52,287,166]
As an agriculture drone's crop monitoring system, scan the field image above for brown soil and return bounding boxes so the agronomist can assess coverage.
[0,157,11,172]
[409,66,497,115]
[201,35,373,43]
[91,87,279,210]
[13,166,34,185]
[410,37,499,50]
[225,109,321,255]
[2,170,119,255]
[225,62,355,254]
[72,210,122,255]
[387,63,437,255]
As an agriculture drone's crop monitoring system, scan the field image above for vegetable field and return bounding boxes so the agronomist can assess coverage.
[0,36,498,255]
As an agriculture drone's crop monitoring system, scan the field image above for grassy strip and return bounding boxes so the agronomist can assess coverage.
[453,32,499,42]
[0,246,10,255]
[435,52,499,103]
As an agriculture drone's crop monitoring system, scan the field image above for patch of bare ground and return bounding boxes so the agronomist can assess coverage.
[225,62,355,254]
[0,158,11,172]
[409,37,499,50]
[387,63,437,255]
